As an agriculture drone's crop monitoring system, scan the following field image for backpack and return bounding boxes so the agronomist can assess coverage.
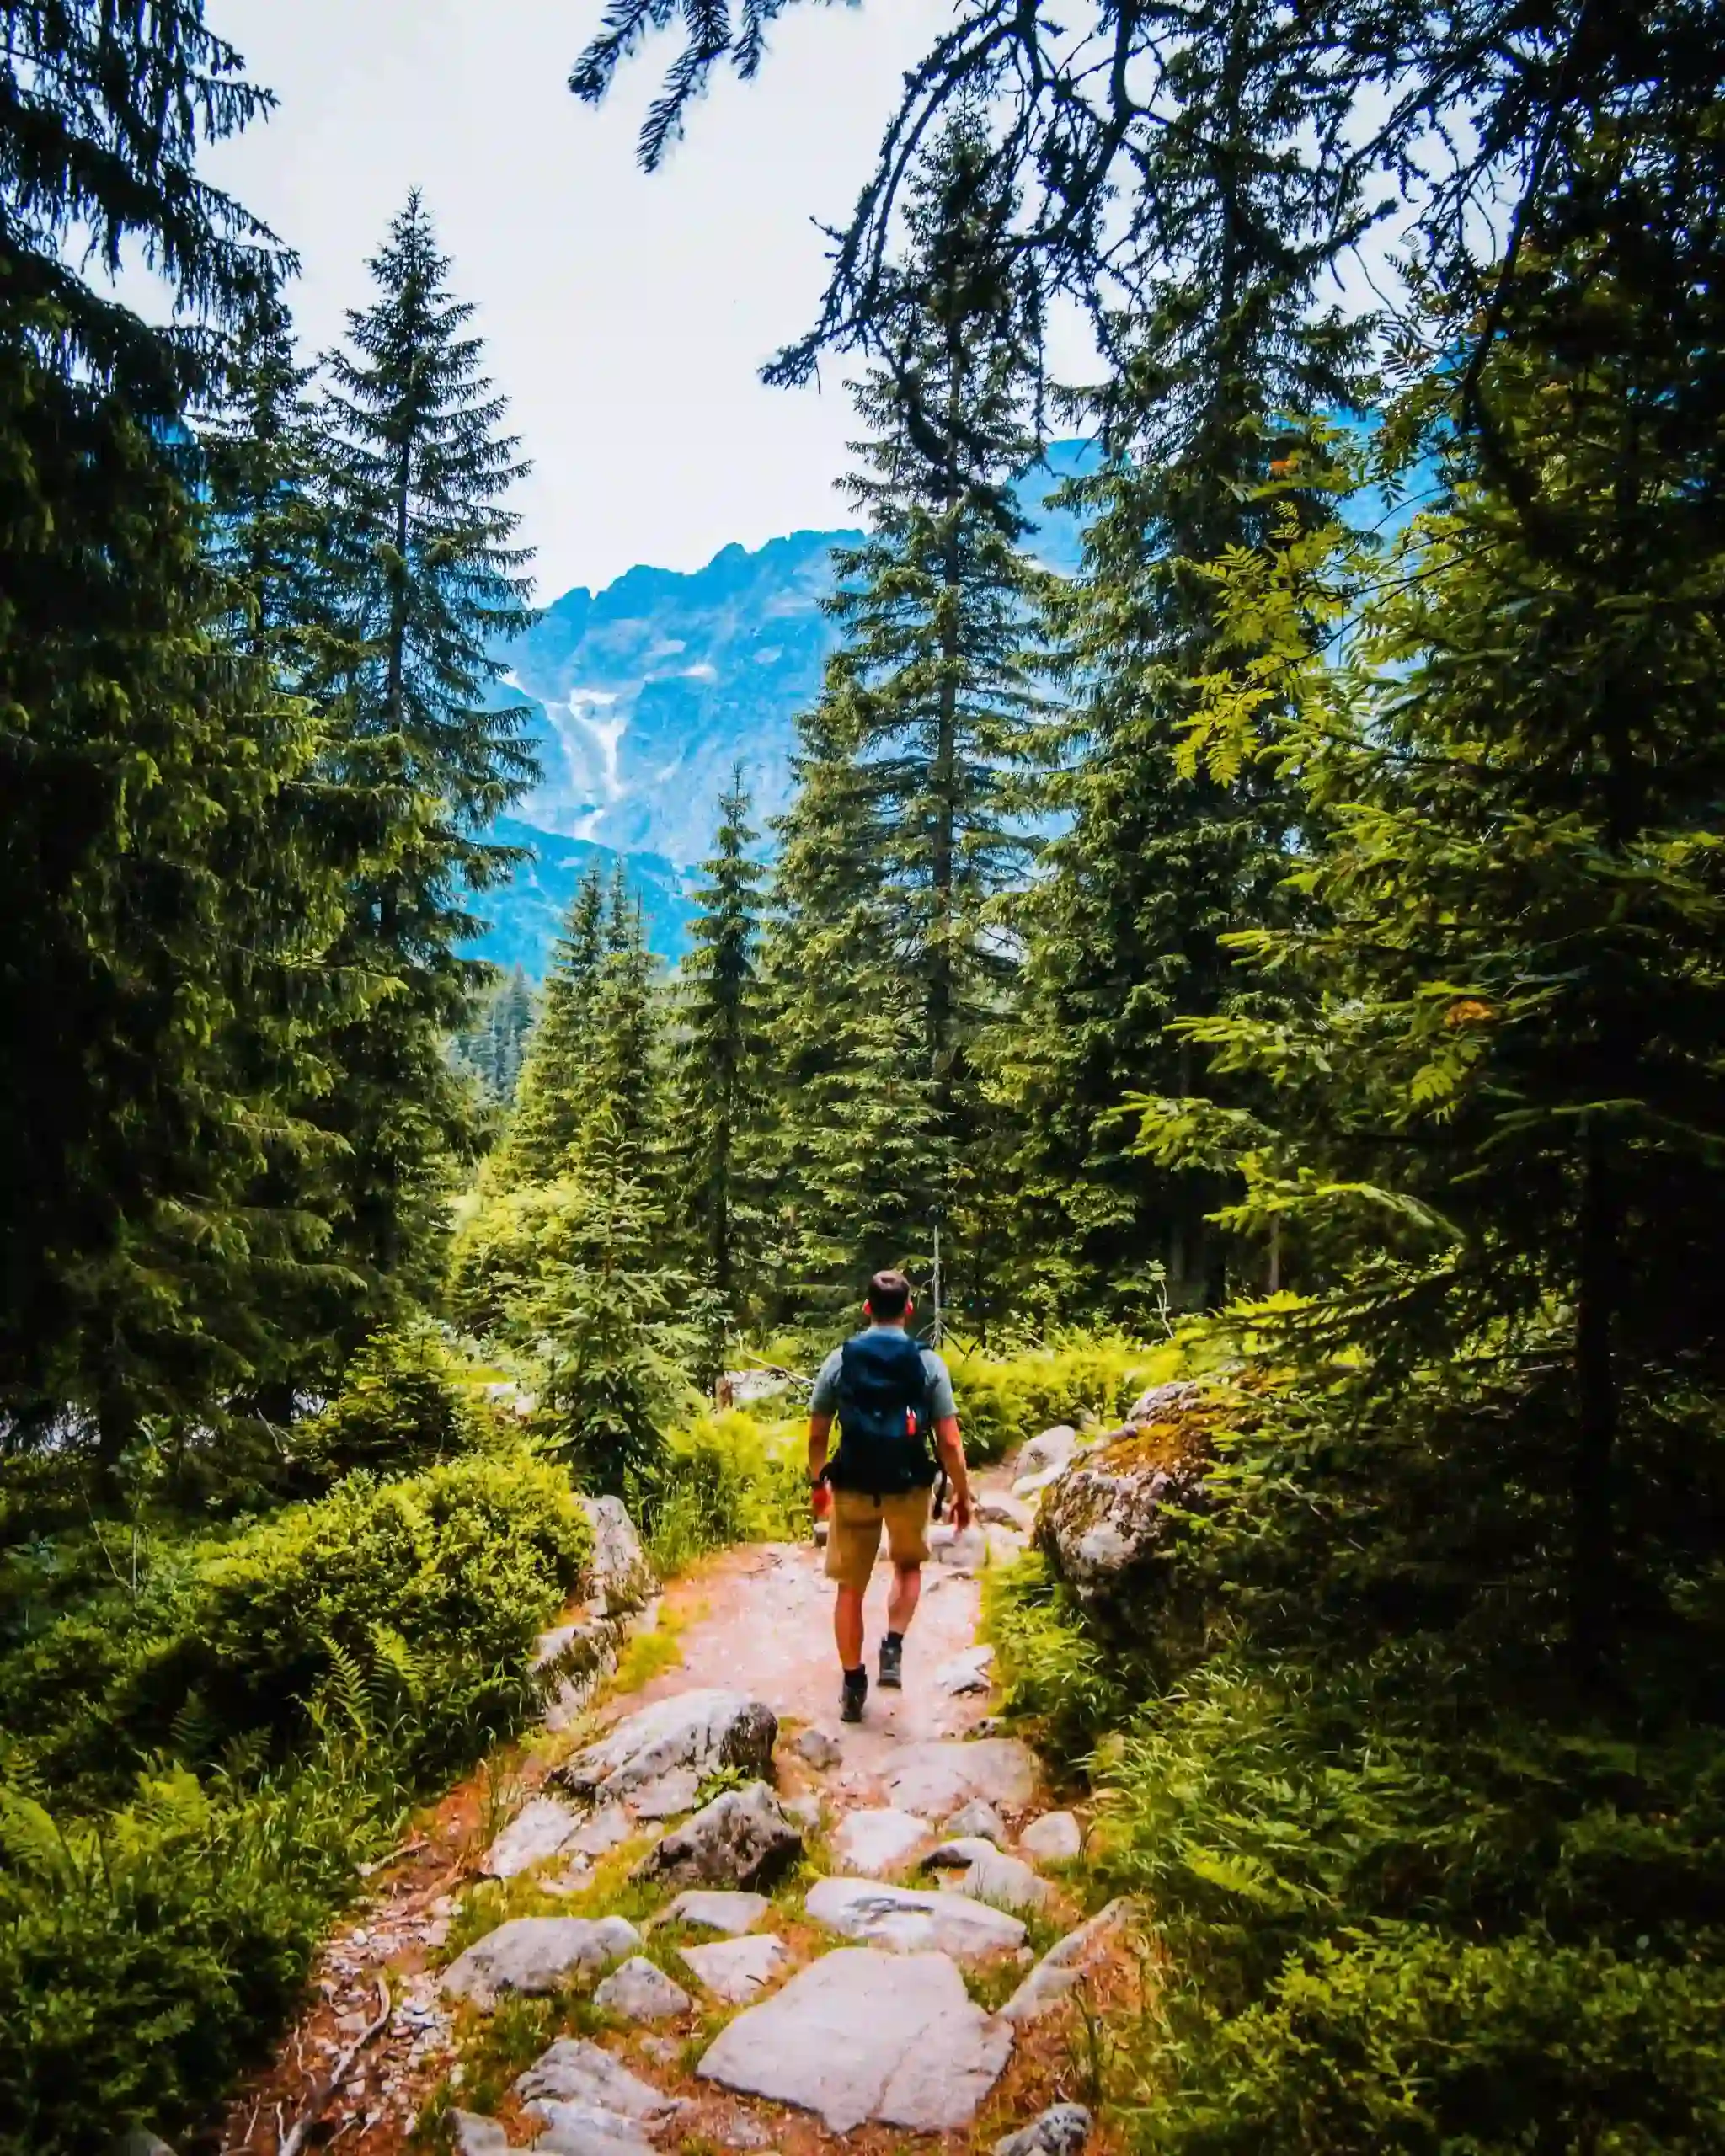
[828,1329,937,1497]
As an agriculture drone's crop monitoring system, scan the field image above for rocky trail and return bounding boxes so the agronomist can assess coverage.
[211,1451,1149,2156]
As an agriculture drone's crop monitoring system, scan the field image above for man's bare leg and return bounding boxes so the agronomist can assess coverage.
[835,1583,866,1669]
[879,1561,921,1689]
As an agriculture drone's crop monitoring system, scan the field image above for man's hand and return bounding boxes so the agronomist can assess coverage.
[811,1480,832,1521]
[949,1486,973,1533]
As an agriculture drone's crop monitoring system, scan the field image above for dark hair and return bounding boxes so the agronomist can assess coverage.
[866,1269,912,1320]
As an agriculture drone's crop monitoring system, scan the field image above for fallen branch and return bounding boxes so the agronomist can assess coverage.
[279,1976,391,2156]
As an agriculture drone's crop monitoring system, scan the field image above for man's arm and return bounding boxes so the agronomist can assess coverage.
[934,1415,972,1530]
[808,1411,834,1488]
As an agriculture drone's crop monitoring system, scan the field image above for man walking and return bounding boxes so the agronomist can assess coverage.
[807,1269,973,1722]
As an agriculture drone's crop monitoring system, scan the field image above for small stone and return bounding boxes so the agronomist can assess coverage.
[994,2102,1094,2156]
[1012,1464,1065,1502]
[481,1795,583,1879]
[975,1493,1036,1533]
[932,1645,994,1695]
[1018,1424,1079,1476]
[450,2115,508,2156]
[929,1522,989,1567]
[528,2105,656,2156]
[515,2036,682,2120]
[718,2117,774,2150]
[593,1956,692,2022]
[634,1782,802,1892]
[629,1768,701,1818]
[792,1725,841,1770]
[830,1806,929,1876]
[932,1844,1049,1913]
[805,1876,1026,1960]
[662,1889,770,1935]
[943,1799,1007,1845]
[1019,1810,1083,1862]
[783,1792,824,1832]
[639,2036,681,2065]
[680,1932,787,2004]
[697,1946,1012,2132]
[441,1916,642,2009]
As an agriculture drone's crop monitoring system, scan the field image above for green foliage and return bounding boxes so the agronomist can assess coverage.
[291,1321,496,1484]
[628,1408,806,1575]
[0,1759,390,2156]
[947,1334,1179,1465]
[983,1549,1143,1769]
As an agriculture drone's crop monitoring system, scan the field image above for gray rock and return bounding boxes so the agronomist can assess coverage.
[805,1876,1026,1960]
[783,1791,825,1831]
[717,2117,774,2150]
[1012,1464,1065,1502]
[698,1946,1013,2132]
[516,2037,682,2120]
[995,2102,1094,2156]
[537,1613,628,1732]
[928,1521,989,1568]
[527,2105,657,2156]
[1125,1379,1204,1428]
[1000,1898,1136,2024]
[792,1725,841,1770]
[578,1493,656,1615]
[117,2138,177,2156]
[830,1806,928,1875]
[553,1689,777,1805]
[629,1767,702,1819]
[634,1781,802,1891]
[569,1805,633,1858]
[1036,1412,1215,1630]
[975,1493,1036,1533]
[884,1737,1039,1817]
[943,1797,1007,1845]
[1019,1810,1083,1862]
[662,1888,770,1935]
[924,1839,1049,1912]
[932,1644,994,1695]
[593,1956,692,2021]
[680,1932,787,2003]
[449,2115,509,2156]
[441,1915,642,2009]
[1018,1424,1079,1477]
[481,1794,583,1879]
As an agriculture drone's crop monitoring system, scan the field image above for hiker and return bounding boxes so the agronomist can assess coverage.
[806,1267,974,1722]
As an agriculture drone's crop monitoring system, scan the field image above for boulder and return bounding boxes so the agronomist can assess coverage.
[975,1493,1036,1534]
[531,2116,654,2156]
[831,1806,929,1876]
[792,1725,841,1770]
[537,1613,628,1732]
[923,1838,1049,1912]
[450,2116,508,2156]
[569,1806,633,1858]
[593,1956,692,2022]
[517,2037,682,2121]
[481,1795,583,1879]
[441,1916,641,2009]
[943,1798,1007,1845]
[578,1493,656,1616]
[680,1932,788,2003]
[553,1689,777,1804]
[1019,1810,1084,1862]
[1035,1415,1214,1630]
[698,1946,1013,2132]
[1125,1379,1204,1428]
[629,1768,702,1819]
[995,2103,1094,2156]
[805,1876,1026,1960]
[1000,1899,1136,2024]
[633,1781,802,1891]
[932,1645,994,1695]
[662,1888,770,1935]
[1018,1423,1080,1477]
[884,1737,1039,1817]
[1011,1465,1065,1503]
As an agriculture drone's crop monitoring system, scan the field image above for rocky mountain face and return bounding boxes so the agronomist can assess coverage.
[473,440,1094,973]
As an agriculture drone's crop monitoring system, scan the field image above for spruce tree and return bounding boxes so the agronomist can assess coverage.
[768,112,1049,1321]
[316,190,538,1306]
[669,768,771,1325]
[503,867,607,1181]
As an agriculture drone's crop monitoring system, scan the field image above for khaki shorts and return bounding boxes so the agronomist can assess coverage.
[824,1485,932,1591]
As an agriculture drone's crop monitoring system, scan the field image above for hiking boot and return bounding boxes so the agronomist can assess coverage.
[841,1667,868,1722]
[878,1632,905,1690]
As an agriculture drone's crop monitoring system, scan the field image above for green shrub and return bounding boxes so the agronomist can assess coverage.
[0,1762,387,2156]
[1138,1929,1725,2154]
[628,1408,805,1575]
[946,1333,1181,1464]
[291,1321,495,1483]
[983,1547,1147,1771]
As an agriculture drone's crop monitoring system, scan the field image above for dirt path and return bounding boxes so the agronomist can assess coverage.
[216,1486,1130,2156]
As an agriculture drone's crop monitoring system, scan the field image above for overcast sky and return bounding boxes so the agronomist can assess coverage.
[201,0,954,600]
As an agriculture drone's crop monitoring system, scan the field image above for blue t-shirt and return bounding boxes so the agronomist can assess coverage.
[811,1326,957,1421]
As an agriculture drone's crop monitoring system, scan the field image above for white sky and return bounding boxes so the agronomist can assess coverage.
[201,0,955,600]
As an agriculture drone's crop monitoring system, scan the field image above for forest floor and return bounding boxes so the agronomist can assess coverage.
[214,1470,1141,2156]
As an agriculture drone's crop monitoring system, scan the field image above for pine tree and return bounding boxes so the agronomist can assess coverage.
[767,112,1049,1321]
[1001,0,1368,1321]
[503,868,607,1180]
[316,190,538,1307]
[669,767,771,1326]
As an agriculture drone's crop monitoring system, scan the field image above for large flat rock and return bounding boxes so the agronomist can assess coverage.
[679,1932,787,2004]
[516,2037,681,2120]
[884,1737,1039,1817]
[1001,1898,1135,2023]
[805,1876,1026,1959]
[698,1946,1012,2132]
[830,1806,929,1876]
[441,1916,641,2009]
[552,1689,777,1805]
[662,1889,770,1935]
[481,1795,583,1879]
